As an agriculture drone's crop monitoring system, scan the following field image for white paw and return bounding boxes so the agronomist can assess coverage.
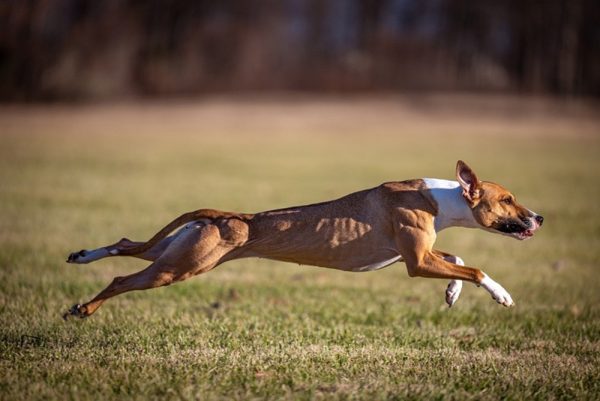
[480,274,514,307]
[66,248,109,264]
[67,250,90,264]
[446,280,463,307]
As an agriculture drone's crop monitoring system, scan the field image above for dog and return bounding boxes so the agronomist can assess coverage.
[64,160,543,319]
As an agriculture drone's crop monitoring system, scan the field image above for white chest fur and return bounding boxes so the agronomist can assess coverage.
[423,178,479,232]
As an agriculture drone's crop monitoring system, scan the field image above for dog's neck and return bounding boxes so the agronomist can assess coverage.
[423,178,479,232]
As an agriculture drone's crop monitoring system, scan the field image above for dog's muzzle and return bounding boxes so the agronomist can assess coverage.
[494,214,543,240]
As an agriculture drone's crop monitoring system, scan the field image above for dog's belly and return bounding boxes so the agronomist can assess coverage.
[253,242,402,271]
[352,254,404,272]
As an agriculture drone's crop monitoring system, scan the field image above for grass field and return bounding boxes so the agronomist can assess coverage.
[1,95,599,400]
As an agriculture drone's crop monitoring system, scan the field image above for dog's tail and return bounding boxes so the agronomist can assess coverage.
[117,209,250,256]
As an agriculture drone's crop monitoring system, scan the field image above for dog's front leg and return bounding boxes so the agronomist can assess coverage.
[413,252,513,307]
[478,274,514,307]
[432,250,464,307]
[396,230,514,307]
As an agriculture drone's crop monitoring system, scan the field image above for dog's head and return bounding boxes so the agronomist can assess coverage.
[456,160,543,240]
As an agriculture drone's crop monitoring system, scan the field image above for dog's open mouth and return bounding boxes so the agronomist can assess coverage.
[511,219,542,240]
[493,219,538,240]
[513,229,535,240]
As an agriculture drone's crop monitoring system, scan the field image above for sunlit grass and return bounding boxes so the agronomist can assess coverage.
[1,97,599,400]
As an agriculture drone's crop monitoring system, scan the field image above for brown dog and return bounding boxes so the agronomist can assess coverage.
[64,161,543,319]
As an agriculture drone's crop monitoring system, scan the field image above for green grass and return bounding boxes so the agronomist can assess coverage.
[1,97,599,400]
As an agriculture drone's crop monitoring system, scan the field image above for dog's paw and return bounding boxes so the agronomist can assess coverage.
[67,250,89,264]
[480,275,514,307]
[446,280,463,307]
[491,289,514,307]
[66,248,109,264]
[62,304,88,320]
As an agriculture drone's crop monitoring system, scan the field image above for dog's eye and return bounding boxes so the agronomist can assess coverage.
[502,198,513,205]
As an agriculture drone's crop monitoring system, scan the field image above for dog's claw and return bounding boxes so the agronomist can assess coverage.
[67,250,87,264]
[63,304,87,320]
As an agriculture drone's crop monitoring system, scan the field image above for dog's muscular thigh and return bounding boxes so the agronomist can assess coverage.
[216,218,250,246]
[157,218,249,277]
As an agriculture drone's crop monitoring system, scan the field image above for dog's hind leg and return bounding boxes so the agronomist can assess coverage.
[63,222,242,319]
[65,223,200,264]
[63,259,179,319]
[67,237,174,264]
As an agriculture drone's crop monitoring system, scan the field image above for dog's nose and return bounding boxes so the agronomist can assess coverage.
[535,215,544,226]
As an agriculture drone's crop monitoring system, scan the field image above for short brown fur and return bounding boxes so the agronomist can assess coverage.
[64,161,541,318]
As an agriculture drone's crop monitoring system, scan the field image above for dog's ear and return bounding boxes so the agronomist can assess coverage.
[456,160,481,204]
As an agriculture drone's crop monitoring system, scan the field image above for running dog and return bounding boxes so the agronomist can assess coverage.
[64,160,543,319]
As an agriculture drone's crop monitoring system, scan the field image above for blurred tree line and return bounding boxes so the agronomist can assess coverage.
[1,0,598,100]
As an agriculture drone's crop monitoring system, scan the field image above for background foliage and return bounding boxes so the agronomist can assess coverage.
[2,0,599,100]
